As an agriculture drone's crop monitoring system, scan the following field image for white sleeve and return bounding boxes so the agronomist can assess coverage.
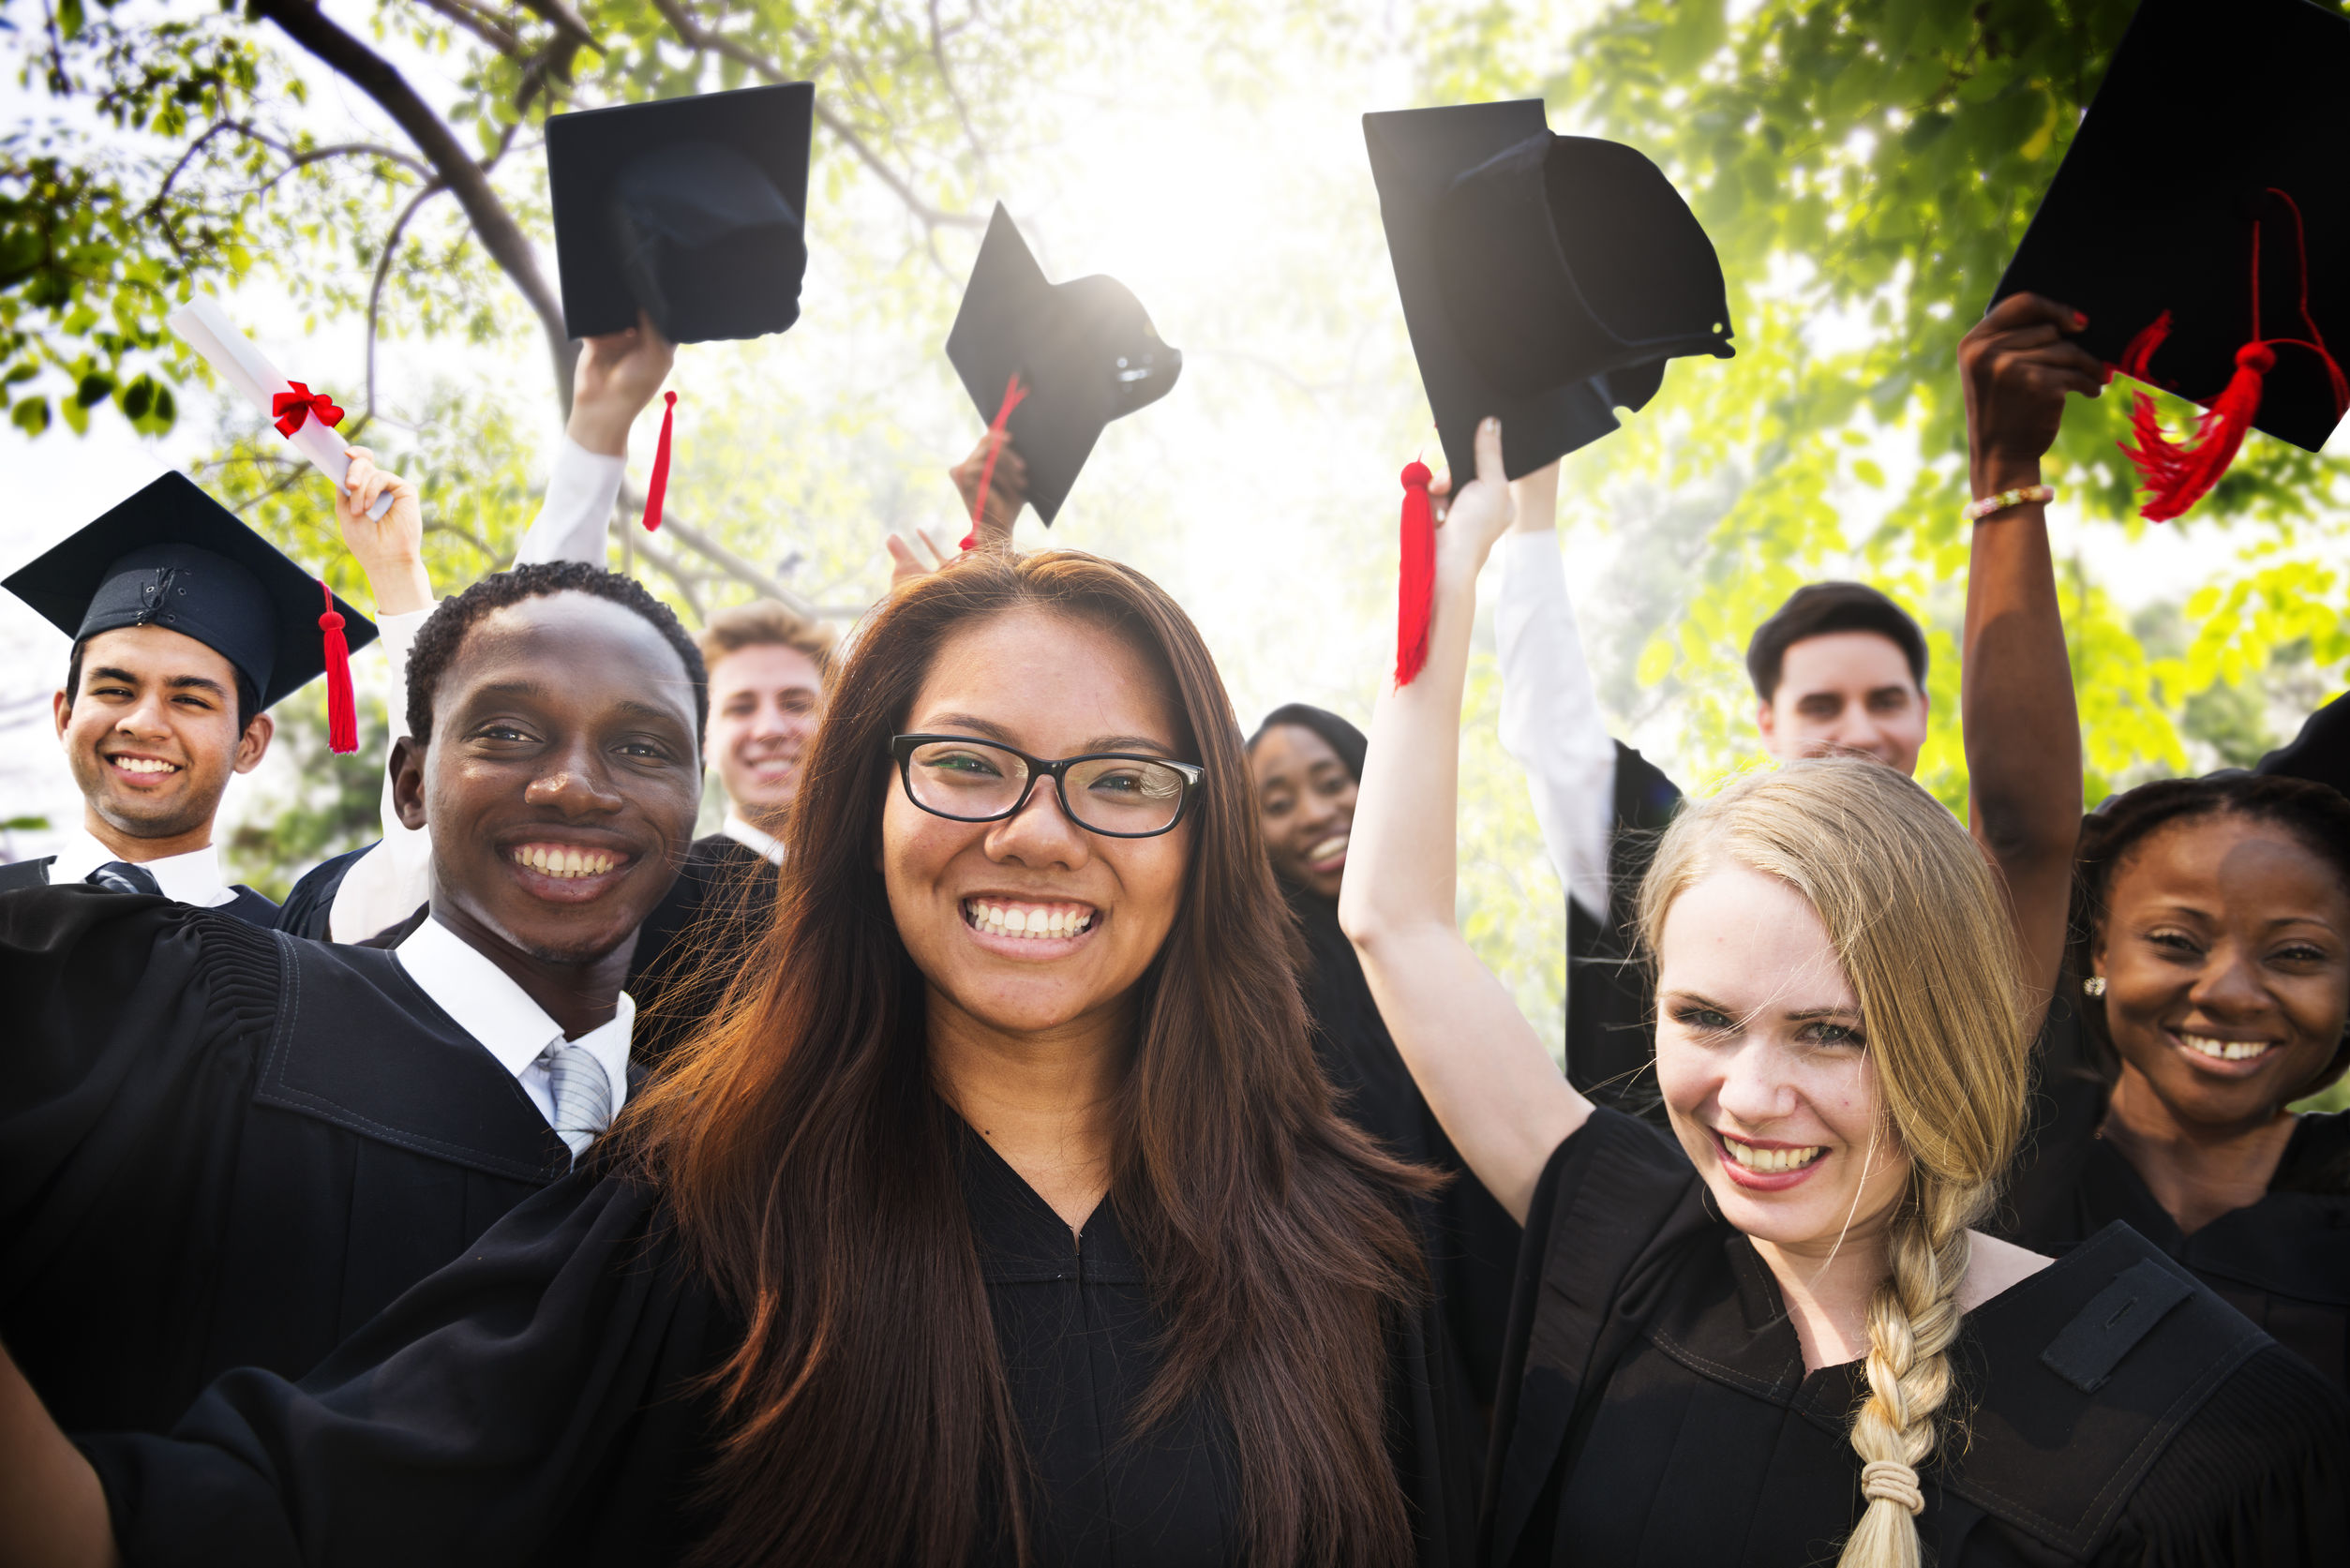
[327,605,435,943]
[1495,530,1618,923]
[513,436,627,567]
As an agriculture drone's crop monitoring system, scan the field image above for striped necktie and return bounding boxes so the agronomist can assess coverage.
[87,861,163,896]
[540,1042,613,1164]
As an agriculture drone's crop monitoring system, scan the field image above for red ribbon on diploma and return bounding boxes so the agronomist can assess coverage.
[272,381,345,439]
[962,372,1028,551]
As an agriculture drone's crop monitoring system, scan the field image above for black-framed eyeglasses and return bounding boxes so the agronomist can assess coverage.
[891,734,1205,839]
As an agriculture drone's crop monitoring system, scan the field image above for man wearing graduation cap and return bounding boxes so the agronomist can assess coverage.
[0,471,385,922]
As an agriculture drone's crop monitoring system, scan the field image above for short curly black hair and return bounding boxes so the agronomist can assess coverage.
[2070,771,2350,1115]
[404,560,708,745]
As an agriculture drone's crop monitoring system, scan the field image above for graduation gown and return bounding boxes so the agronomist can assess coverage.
[0,886,573,1437]
[623,831,779,1070]
[1291,886,1521,1404]
[1562,742,1680,1121]
[1483,1108,2349,1567]
[0,853,279,926]
[1999,997,2350,1397]
[83,1112,1481,1567]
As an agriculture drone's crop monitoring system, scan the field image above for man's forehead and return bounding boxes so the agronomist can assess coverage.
[450,596,693,710]
[1778,629,1917,693]
[76,622,239,683]
[710,640,823,694]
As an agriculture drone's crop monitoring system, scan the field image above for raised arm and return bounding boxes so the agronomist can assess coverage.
[1491,459,1618,923]
[516,313,675,567]
[1956,292,2097,1021]
[1340,419,1592,1222]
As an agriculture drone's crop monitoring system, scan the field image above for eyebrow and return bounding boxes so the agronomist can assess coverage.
[921,711,1176,756]
[87,667,229,698]
[1662,990,1860,1023]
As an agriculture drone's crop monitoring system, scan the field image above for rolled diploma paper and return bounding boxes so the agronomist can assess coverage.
[167,295,393,520]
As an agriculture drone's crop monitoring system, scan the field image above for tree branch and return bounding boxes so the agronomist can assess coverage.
[366,181,446,417]
[647,0,984,232]
[409,0,525,60]
[248,0,580,411]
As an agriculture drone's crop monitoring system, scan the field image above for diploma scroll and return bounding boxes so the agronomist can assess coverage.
[167,295,393,520]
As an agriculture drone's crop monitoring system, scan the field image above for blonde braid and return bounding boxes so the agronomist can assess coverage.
[1835,1180,1984,1568]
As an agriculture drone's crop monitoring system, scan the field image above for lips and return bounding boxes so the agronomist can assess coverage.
[503,840,635,903]
[1303,831,1350,874]
[963,896,1097,940]
[2171,1027,2282,1070]
[1713,1130,1827,1191]
[104,753,182,779]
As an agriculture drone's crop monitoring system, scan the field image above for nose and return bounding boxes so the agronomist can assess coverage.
[1714,1039,1802,1129]
[747,698,795,740]
[523,736,626,816]
[983,771,1092,871]
[2188,940,2272,1022]
[114,691,173,740]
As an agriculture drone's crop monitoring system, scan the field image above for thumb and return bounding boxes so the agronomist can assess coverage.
[1472,417,1505,487]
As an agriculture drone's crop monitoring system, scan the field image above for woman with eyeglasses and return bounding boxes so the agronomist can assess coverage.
[0,551,1479,1568]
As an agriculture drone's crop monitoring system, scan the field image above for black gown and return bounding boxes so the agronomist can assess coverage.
[0,886,574,1437]
[1561,742,1680,1121]
[1485,1108,2348,1567]
[623,831,779,1070]
[0,852,279,925]
[1999,997,2350,1396]
[1291,886,1522,1404]
[82,1113,1481,1567]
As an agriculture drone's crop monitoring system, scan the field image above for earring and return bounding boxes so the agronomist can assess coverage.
[2083,976,2106,997]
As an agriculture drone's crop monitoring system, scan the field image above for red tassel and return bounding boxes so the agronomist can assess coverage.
[1395,461,1435,687]
[962,372,1029,551]
[2121,341,2272,523]
[318,579,357,754]
[2112,190,2349,523]
[639,391,677,532]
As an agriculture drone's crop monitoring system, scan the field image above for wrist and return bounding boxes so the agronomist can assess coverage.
[566,406,632,458]
[1970,454,2043,494]
[362,558,434,617]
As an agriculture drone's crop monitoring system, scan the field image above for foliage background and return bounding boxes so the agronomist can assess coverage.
[3,0,2346,1081]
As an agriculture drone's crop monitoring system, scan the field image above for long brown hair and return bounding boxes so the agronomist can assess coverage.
[621,550,1429,1567]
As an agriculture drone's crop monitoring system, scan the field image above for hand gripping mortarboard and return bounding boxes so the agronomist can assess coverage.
[1364,100,1734,682]
[3,473,379,750]
[1994,0,2350,522]
[945,204,1183,530]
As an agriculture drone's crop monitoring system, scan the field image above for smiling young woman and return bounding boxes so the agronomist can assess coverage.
[2002,772,2350,1395]
[0,548,1479,1568]
[1340,418,2346,1568]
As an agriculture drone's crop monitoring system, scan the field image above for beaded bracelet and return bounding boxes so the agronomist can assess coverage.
[1963,484,2055,523]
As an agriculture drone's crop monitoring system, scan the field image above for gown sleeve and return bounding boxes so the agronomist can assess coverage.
[82,1171,727,1568]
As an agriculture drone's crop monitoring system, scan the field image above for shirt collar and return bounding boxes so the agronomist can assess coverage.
[51,829,235,908]
[722,810,786,865]
[395,914,636,1081]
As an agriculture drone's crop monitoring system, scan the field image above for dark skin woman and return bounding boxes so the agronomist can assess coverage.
[1246,705,1519,1405]
[2004,772,2350,1393]
[0,550,1476,1568]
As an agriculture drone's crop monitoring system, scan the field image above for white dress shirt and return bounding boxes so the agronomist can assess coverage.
[1494,529,1621,925]
[394,913,633,1128]
[721,811,786,866]
[325,437,629,943]
[49,828,237,908]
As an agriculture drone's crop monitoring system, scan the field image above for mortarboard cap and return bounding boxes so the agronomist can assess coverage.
[2256,691,2350,798]
[3,471,377,718]
[547,83,815,344]
[1364,99,1734,485]
[944,204,1183,527]
[1994,0,2350,515]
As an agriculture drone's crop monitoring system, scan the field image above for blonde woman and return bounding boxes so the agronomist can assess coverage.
[1340,420,2346,1566]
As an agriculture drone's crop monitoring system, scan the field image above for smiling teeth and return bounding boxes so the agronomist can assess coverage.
[965,899,1095,939]
[513,845,618,878]
[1723,1137,1824,1173]
[112,756,178,774]
[1307,834,1349,861]
[2181,1033,2273,1062]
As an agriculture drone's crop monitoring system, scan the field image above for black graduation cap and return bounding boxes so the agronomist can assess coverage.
[2257,691,2350,797]
[944,204,1183,526]
[2,471,377,716]
[1994,0,2350,457]
[546,83,815,344]
[1363,99,1734,485]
